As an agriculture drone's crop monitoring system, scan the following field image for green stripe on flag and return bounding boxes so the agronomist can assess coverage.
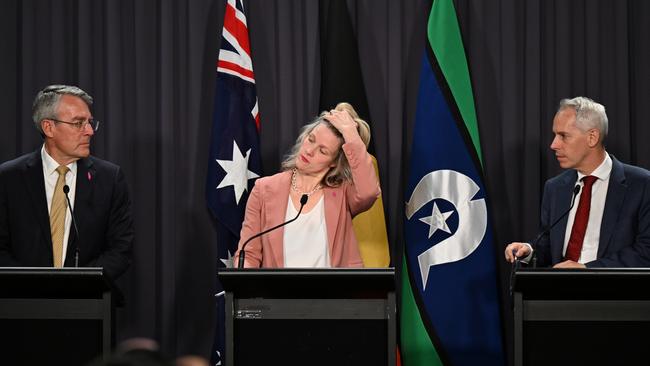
[400,256,443,365]
[428,0,483,165]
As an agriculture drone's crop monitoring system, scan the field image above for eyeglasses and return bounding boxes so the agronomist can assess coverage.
[49,118,100,132]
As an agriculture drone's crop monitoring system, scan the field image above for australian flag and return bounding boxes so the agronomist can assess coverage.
[206,0,261,364]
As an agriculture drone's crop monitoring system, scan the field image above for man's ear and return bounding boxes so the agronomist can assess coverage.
[587,128,600,147]
[41,120,55,138]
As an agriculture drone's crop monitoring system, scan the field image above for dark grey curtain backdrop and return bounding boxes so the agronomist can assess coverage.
[1,0,649,361]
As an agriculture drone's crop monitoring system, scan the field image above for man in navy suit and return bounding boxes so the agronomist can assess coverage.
[0,85,133,279]
[505,97,650,268]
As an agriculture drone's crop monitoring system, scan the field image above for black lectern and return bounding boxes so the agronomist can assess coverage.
[513,268,650,366]
[0,267,119,365]
[218,268,395,366]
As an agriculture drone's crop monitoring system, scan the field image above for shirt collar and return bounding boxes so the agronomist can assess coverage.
[576,152,612,182]
[41,145,78,176]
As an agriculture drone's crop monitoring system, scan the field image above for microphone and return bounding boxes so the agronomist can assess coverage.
[237,194,308,268]
[509,248,521,300]
[529,184,581,267]
[63,185,80,267]
[508,184,581,300]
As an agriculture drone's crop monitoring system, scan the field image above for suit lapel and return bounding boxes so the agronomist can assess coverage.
[550,172,577,261]
[265,171,291,266]
[598,157,625,258]
[23,151,52,253]
[70,157,95,257]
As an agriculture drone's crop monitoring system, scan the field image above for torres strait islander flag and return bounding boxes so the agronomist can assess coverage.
[206,0,261,364]
[400,0,505,365]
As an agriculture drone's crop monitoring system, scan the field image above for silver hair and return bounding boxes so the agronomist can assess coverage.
[32,85,93,136]
[558,96,608,141]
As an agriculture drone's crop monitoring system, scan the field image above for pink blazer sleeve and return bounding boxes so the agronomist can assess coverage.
[234,179,264,268]
[341,137,381,216]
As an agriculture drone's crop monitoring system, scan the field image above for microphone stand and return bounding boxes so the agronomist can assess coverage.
[530,184,581,268]
[508,184,581,301]
[63,185,80,267]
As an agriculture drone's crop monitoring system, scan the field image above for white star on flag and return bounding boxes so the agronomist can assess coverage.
[220,249,234,268]
[216,140,259,204]
[419,202,453,238]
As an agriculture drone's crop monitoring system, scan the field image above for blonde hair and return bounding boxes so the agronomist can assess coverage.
[281,102,371,187]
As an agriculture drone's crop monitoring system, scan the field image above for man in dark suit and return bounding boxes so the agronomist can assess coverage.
[0,85,133,279]
[505,96,650,268]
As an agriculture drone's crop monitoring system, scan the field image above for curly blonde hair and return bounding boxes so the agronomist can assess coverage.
[281,102,371,187]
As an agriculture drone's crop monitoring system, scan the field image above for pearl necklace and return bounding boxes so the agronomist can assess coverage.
[291,168,322,197]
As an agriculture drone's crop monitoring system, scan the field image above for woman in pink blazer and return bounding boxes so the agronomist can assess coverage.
[235,103,380,268]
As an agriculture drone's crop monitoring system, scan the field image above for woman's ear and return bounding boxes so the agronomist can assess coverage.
[330,157,338,168]
[329,153,340,168]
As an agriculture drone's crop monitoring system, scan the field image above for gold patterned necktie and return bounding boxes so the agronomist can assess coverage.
[50,165,69,267]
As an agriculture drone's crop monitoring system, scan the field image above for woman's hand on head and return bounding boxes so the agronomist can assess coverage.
[324,109,359,139]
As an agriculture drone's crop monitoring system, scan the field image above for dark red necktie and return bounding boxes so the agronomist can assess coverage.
[564,175,598,261]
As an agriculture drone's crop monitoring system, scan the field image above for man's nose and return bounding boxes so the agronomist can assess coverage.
[83,122,95,136]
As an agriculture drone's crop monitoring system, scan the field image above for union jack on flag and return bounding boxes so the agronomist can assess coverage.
[206,0,261,364]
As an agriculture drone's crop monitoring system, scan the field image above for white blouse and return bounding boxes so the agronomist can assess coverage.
[283,195,330,267]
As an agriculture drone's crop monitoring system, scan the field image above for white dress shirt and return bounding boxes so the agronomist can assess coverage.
[562,153,612,263]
